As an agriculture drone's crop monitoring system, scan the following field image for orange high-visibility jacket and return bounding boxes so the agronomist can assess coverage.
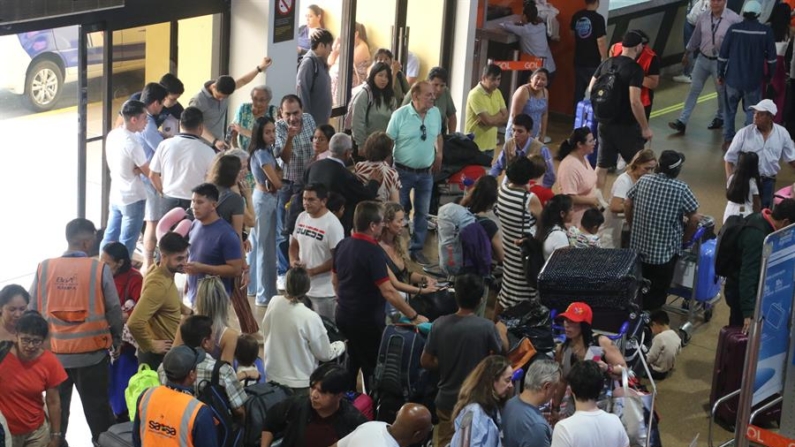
[35,257,111,354]
[138,386,204,447]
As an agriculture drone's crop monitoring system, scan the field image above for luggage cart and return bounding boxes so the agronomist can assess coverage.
[664,216,721,346]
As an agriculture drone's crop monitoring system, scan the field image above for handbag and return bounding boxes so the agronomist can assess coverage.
[507,337,537,371]
[409,290,458,322]
[610,368,654,447]
[519,190,545,288]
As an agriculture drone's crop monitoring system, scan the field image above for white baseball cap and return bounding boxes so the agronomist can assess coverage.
[750,99,778,116]
[742,0,762,15]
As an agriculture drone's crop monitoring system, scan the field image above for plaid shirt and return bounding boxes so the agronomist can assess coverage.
[158,356,248,409]
[275,113,317,182]
[627,173,699,265]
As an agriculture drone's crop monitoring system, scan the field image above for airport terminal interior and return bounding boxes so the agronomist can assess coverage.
[2,0,795,446]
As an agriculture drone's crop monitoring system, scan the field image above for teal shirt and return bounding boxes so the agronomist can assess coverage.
[386,103,441,169]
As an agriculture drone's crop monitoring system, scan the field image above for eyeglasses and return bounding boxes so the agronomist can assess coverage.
[420,124,427,141]
[19,336,44,347]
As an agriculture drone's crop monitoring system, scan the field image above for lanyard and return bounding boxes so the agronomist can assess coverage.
[711,15,723,54]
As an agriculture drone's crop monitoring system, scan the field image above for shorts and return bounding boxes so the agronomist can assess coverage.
[143,180,167,221]
[160,196,192,217]
[597,122,646,169]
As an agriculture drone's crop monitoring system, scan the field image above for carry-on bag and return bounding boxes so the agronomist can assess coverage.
[538,248,644,333]
[98,422,133,447]
[371,324,427,423]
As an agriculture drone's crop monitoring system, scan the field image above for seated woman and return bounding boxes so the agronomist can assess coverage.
[450,355,514,447]
[600,149,656,248]
[355,132,401,203]
[0,311,67,447]
[312,124,335,161]
[261,267,346,394]
[551,302,628,419]
[557,127,599,228]
[0,285,31,342]
[379,202,439,319]
[537,194,574,260]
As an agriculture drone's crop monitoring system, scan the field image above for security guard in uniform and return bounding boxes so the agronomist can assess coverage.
[132,345,218,447]
[29,218,123,445]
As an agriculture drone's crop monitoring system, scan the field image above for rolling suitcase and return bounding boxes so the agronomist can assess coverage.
[538,248,644,334]
[710,326,781,429]
[98,422,133,447]
[574,100,599,168]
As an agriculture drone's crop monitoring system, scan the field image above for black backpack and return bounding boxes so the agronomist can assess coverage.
[590,59,623,124]
[714,214,770,277]
[241,382,292,447]
[198,360,242,447]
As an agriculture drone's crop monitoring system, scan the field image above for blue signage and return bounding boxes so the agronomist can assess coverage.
[753,227,795,405]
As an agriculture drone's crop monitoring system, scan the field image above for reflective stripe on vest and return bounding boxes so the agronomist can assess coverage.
[139,386,202,447]
[36,257,111,354]
[611,44,655,107]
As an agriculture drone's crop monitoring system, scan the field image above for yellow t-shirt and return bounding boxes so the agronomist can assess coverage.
[465,83,506,151]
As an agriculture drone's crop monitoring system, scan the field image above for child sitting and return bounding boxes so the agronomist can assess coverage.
[234,334,265,386]
[646,310,681,380]
[567,207,604,248]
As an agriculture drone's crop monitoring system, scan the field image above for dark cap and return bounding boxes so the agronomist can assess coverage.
[622,31,643,48]
[163,345,205,381]
[659,150,686,170]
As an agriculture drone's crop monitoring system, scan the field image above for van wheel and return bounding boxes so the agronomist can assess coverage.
[25,60,63,112]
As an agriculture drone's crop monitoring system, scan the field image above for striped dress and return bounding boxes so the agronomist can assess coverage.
[497,183,538,309]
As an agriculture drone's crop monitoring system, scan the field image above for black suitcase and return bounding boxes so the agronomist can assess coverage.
[538,248,644,333]
[98,422,133,447]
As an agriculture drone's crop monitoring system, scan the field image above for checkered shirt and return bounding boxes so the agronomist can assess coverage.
[275,113,317,182]
[158,356,248,409]
[627,173,699,265]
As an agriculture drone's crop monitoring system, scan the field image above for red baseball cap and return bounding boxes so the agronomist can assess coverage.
[558,302,593,325]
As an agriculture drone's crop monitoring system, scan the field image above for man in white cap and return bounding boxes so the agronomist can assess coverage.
[724,99,795,208]
[717,0,776,150]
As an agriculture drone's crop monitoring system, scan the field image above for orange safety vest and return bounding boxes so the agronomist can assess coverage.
[35,257,111,354]
[138,386,203,447]
[611,44,656,107]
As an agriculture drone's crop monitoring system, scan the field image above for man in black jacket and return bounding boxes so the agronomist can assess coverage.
[261,364,368,447]
[303,133,382,234]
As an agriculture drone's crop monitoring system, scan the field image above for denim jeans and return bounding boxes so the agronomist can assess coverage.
[724,84,762,141]
[101,200,145,257]
[397,168,433,254]
[678,56,724,125]
[683,21,696,77]
[760,176,776,210]
[247,228,258,296]
[254,189,278,305]
[276,183,292,276]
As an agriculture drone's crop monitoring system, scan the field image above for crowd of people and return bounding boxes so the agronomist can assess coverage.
[6,1,795,446]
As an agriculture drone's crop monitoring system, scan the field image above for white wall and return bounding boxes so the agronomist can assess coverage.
[449,0,479,133]
[229,0,299,117]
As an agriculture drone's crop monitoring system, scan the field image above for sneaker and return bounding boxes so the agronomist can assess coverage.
[673,74,692,83]
[410,252,432,266]
[255,301,268,308]
[668,120,686,134]
[276,274,286,291]
[616,156,627,172]
[707,118,724,130]
[427,220,437,231]
[542,136,552,144]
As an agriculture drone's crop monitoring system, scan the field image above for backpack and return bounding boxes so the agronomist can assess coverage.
[241,382,292,447]
[124,364,160,420]
[345,391,374,420]
[371,324,427,423]
[461,217,494,276]
[590,59,623,124]
[344,84,375,132]
[437,203,477,276]
[198,360,243,447]
[714,214,770,277]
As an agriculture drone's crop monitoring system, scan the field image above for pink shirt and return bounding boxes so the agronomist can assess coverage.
[558,155,597,227]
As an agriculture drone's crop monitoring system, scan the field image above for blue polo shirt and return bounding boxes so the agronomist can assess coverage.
[386,103,442,169]
[333,233,390,328]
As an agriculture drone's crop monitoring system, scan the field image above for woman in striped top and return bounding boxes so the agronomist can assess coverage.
[495,157,543,320]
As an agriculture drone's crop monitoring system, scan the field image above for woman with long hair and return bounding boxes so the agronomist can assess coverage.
[261,267,345,394]
[379,202,438,319]
[355,132,401,202]
[500,1,556,89]
[557,127,599,227]
[505,68,551,143]
[495,157,543,320]
[0,311,67,447]
[724,151,761,223]
[537,194,574,260]
[0,285,30,342]
[450,355,514,447]
[248,116,283,308]
[312,124,336,161]
[329,22,371,99]
[600,149,657,248]
[297,4,325,57]
[551,302,627,419]
[194,276,239,364]
[351,62,397,148]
